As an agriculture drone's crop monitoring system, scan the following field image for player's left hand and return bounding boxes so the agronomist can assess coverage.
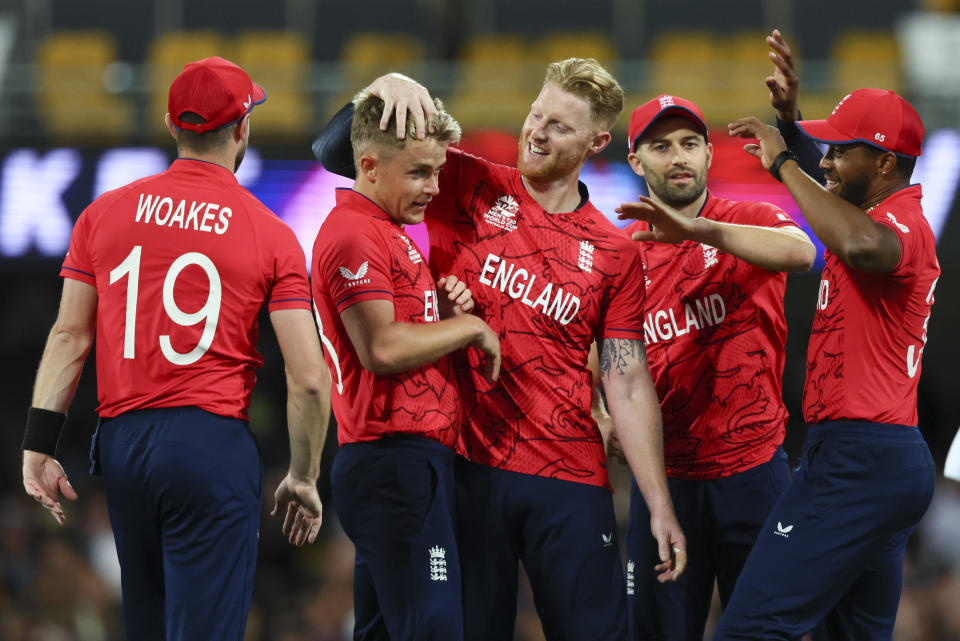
[727,117,788,170]
[617,196,699,244]
[271,473,323,547]
[436,275,475,318]
[651,510,687,582]
[22,450,78,526]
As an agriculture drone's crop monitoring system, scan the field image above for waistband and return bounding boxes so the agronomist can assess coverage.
[807,420,922,443]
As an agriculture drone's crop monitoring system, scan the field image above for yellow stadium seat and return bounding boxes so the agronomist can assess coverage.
[647,31,720,123]
[147,31,226,138]
[327,32,426,123]
[448,35,537,131]
[832,31,901,95]
[234,31,311,140]
[536,32,618,67]
[37,31,133,141]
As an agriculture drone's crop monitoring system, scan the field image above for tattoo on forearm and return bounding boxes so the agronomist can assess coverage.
[599,338,647,378]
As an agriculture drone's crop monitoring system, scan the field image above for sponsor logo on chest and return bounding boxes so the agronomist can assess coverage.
[484,195,520,231]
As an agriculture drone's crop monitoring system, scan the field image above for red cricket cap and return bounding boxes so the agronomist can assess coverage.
[168,56,266,134]
[628,94,708,152]
[796,88,923,157]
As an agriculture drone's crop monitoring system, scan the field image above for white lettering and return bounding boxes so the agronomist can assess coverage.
[709,294,726,324]
[0,149,78,257]
[817,279,829,311]
[532,281,553,312]
[478,254,499,285]
[214,207,231,235]
[424,290,438,322]
[546,289,570,320]
[154,197,173,225]
[507,268,528,298]
[695,298,713,326]
[492,258,514,291]
[186,201,205,230]
[655,310,673,341]
[135,193,160,224]
[169,199,186,228]
[559,296,580,325]
[521,274,537,305]
[200,202,217,232]
[684,303,701,331]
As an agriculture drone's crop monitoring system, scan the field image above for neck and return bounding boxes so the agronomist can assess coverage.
[860,180,909,212]
[520,171,583,214]
[177,149,235,172]
[649,187,708,219]
[352,178,396,221]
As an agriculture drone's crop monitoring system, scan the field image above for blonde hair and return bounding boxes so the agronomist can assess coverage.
[543,58,623,132]
[351,90,461,168]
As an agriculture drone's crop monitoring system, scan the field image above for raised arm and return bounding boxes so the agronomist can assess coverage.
[728,117,902,273]
[617,196,815,272]
[22,278,97,525]
[764,29,825,182]
[269,308,332,546]
[599,337,686,582]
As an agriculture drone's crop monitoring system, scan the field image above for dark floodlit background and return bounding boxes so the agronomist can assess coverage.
[1,1,959,639]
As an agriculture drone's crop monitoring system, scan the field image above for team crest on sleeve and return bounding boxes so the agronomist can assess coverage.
[339,261,371,287]
[886,212,910,233]
[484,195,519,231]
[399,234,423,264]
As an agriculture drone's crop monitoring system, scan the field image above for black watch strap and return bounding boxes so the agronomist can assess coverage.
[769,150,799,182]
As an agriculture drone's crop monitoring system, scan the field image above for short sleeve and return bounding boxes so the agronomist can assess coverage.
[733,202,800,229]
[267,223,312,312]
[600,242,647,341]
[874,209,921,278]
[318,223,394,312]
[59,208,96,286]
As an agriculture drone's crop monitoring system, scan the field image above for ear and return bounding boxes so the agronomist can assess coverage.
[235,114,250,142]
[705,141,714,171]
[627,152,645,177]
[359,153,379,182]
[877,151,897,177]
[588,131,612,156]
[164,113,178,141]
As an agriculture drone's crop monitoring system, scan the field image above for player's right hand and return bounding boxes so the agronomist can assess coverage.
[22,450,77,526]
[765,29,800,123]
[474,321,502,383]
[366,73,438,140]
[271,473,323,547]
[617,196,699,245]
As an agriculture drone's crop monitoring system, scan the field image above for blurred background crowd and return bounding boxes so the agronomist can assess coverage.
[1,0,959,639]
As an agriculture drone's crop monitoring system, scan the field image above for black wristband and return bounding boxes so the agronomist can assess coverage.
[22,407,66,456]
[769,150,799,182]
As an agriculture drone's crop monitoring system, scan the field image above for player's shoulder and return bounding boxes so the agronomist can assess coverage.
[708,194,788,223]
[448,145,516,182]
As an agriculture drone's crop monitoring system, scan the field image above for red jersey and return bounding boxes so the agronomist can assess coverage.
[60,159,311,419]
[626,193,798,479]
[803,185,939,426]
[426,148,647,489]
[312,189,459,448]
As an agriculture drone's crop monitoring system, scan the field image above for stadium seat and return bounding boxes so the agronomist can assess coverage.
[832,31,901,94]
[327,32,426,120]
[536,32,618,67]
[647,31,719,123]
[36,31,133,141]
[448,35,537,131]
[234,31,311,140]
[147,31,225,138]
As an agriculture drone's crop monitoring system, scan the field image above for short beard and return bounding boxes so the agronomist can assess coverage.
[516,138,588,184]
[838,172,871,207]
[641,163,707,208]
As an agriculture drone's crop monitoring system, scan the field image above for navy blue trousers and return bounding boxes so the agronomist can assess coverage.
[332,436,462,641]
[93,407,262,641]
[455,458,627,641]
[627,448,791,641]
[714,421,936,640]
